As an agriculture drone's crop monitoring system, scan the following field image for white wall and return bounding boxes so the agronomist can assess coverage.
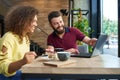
[74,0,89,10]
[73,0,90,24]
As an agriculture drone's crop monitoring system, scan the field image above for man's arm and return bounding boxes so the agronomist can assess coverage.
[82,36,97,46]
[65,48,79,54]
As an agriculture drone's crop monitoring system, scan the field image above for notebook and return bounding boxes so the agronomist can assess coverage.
[71,34,108,58]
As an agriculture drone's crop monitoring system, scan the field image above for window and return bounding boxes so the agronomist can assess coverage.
[101,0,118,56]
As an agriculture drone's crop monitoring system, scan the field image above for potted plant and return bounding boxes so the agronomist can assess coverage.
[73,8,93,52]
[73,8,91,37]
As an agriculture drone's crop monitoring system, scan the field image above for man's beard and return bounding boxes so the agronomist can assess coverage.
[54,26,65,34]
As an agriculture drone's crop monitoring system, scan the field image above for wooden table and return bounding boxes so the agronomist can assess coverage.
[21,54,120,79]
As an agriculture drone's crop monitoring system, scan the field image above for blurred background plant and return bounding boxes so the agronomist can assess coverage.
[73,8,93,52]
[73,8,92,36]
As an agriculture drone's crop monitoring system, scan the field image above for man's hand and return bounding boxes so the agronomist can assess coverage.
[89,38,97,46]
[65,48,79,54]
[83,36,97,47]
[46,45,54,53]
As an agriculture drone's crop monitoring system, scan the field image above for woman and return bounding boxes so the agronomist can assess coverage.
[0,5,38,80]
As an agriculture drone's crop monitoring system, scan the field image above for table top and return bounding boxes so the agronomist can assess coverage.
[21,54,120,74]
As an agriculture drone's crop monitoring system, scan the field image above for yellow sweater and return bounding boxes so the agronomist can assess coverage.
[0,32,30,77]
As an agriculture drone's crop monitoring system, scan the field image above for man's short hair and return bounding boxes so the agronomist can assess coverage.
[48,11,61,23]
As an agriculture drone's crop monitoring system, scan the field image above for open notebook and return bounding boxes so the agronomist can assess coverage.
[71,34,108,58]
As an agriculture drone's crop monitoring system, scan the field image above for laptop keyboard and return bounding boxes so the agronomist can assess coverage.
[71,53,92,58]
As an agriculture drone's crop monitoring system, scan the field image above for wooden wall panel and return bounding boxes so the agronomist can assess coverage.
[0,0,69,48]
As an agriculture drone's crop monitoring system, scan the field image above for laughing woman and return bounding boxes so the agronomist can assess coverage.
[0,5,38,80]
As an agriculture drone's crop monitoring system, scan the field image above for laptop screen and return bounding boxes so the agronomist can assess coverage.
[92,34,108,56]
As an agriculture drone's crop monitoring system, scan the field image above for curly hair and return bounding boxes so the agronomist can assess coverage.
[5,5,39,43]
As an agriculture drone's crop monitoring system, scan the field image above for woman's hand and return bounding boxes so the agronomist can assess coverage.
[22,51,37,64]
[8,51,37,73]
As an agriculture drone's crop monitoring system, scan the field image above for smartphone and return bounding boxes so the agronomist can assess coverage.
[55,48,64,52]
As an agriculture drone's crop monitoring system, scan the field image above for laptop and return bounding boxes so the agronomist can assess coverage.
[71,34,108,58]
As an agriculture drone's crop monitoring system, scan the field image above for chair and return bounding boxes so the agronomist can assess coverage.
[78,44,88,53]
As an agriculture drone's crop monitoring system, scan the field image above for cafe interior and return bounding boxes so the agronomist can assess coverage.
[0,0,120,80]
[0,0,120,57]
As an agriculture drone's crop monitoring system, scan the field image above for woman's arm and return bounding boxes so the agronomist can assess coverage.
[8,51,37,74]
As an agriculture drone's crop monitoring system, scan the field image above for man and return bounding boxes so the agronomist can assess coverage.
[46,11,97,54]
